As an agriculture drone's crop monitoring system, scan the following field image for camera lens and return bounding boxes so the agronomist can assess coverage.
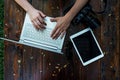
[85,14,101,29]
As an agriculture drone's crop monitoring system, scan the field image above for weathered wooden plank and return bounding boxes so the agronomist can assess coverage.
[4,0,120,80]
[4,0,25,41]
[100,0,120,80]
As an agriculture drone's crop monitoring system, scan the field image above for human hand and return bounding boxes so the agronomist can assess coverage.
[27,8,46,30]
[50,16,71,39]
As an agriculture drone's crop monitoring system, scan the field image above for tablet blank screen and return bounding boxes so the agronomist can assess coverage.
[73,31,101,62]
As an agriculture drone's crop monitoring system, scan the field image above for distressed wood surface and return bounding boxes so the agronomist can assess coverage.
[4,0,120,80]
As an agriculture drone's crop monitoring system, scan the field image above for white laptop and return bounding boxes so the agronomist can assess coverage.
[70,28,104,66]
[19,13,65,54]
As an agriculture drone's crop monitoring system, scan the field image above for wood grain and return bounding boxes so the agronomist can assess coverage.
[4,0,120,80]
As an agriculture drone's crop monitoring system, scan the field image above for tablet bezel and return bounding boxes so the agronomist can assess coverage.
[70,28,104,66]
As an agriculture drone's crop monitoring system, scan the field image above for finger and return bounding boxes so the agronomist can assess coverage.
[39,11,46,18]
[61,31,66,39]
[37,16,46,26]
[32,20,41,30]
[36,19,46,29]
[32,19,44,30]
[35,19,41,26]
[55,29,63,39]
[51,26,58,38]
[50,18,58,22]
[36,20,45,29]
[52,28,62,39]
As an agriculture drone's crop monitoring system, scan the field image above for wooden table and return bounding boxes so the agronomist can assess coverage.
[4,0,120,80]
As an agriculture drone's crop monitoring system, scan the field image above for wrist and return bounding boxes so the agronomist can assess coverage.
[27,6,35,13]
[64,13,74,23]
[26,8,34,13]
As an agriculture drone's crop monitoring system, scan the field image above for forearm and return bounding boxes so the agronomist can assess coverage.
[65,0,88,22]
[14,0,35,12]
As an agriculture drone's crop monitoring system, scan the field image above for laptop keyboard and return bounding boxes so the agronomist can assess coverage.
[22,23,62,47]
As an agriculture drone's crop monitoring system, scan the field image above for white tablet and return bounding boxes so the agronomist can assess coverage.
[70,28,104,66]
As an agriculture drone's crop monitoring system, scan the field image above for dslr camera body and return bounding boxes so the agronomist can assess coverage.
[63,3,101,29]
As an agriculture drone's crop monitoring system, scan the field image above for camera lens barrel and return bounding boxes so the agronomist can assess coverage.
[72,4,101,29]
[63,3,101,29]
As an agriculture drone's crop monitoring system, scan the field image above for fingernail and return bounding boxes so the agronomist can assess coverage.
[43,22,47,25]
[45,23,47,25]
[52,35,55,38]
[43,27,46,29]
[51,36,54,39]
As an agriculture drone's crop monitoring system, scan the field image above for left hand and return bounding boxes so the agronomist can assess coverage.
[50,16,71,39]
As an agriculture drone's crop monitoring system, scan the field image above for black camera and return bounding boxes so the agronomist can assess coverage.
[63,3,101,29]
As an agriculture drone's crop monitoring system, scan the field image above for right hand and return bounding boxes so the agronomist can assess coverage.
[27,8,46,30]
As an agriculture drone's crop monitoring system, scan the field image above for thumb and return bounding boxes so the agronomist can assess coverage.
[50,18,58,22]
[39,11,46,18]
